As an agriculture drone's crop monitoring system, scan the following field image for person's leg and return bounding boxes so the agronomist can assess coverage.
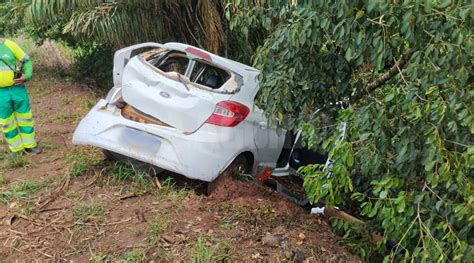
[0,88,24,153]
[11,85,38,151]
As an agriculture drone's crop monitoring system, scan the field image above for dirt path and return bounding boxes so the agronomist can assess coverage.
[0,72,361,262]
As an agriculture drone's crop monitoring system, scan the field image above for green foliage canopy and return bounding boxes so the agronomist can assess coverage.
[0,0,28,35]
[228,0,472,261]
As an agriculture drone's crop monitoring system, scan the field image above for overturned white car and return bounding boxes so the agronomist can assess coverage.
[73,42,289,182]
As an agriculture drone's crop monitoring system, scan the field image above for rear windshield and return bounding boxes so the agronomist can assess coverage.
[146,51,230,90]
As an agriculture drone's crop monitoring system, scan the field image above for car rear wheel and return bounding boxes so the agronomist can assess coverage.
[207,155,250,196]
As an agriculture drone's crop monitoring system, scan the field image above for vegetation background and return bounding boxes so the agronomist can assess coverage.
[0,0,472,261]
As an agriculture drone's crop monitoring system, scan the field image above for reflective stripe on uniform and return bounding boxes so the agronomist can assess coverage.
[22,137,36,143]
[21,136,37,149]
[0,115,17,133]
[5,133,22,147]
[16,117,33,123]
[15,111,33,119]
[20,55,30,62]
[19,131,35,140]
[17,119,34,127]
[0,66,12,71]
[15,111,34,127]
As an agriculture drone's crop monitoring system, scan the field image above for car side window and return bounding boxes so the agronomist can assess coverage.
[191,61,230,89]
[145,50,232,91]
[157,53,189,75]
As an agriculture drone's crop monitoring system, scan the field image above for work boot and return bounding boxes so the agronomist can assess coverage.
[25,146,42,154]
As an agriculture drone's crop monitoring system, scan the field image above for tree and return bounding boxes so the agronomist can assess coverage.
[228,0,472,261]
[24,0,225,52]
[0,0,28,35]
[17,0,237,88]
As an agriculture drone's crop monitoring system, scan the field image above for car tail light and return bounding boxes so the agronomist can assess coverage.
[206,101,250,127]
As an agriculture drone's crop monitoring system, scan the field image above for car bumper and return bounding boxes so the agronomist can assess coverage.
[72,99,247,182]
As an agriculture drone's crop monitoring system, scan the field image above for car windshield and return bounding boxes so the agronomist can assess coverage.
[146,50,230,90]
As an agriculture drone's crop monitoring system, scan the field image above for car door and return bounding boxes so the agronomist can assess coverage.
[252,106,285,163]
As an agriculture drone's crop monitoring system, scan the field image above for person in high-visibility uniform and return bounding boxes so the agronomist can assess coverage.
[0,32,41,157]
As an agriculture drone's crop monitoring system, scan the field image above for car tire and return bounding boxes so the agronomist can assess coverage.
[206,155,250,196]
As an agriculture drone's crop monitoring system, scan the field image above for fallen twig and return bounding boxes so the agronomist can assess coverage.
[67,231,74,245]
[64,249,84,258]
[36,174,71,210]
[119,194,138,200]
[8,229,27,235]
[10,246,36,260]
[76,217,132,227]
[155,177,162,189]
[61,135,71,152]
[38,206,69,213]
[37,249,53,258]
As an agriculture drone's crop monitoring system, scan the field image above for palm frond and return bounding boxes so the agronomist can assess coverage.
[23,0,225,52]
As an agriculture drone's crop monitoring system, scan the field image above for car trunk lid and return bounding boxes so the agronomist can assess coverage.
[121,57,232,133]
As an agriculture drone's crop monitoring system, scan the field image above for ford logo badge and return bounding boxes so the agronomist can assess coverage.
[159,91,171,98]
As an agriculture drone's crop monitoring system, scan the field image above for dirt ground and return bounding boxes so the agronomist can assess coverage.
[0,71,361,262]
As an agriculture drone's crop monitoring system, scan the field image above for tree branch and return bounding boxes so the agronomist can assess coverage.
[352,49,415,103]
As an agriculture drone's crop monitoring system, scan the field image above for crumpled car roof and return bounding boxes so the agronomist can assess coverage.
[163,42,260,79]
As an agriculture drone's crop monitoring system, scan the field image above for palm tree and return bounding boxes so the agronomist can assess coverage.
[24,0,225,53]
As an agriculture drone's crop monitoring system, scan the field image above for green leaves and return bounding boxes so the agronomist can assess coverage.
[229,0,473,261]
[367,0,377,13]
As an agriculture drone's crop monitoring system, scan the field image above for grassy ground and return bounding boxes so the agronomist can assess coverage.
[0,40,361,262]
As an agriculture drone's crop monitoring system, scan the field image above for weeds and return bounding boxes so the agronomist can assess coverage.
[66,146,103,177]
[235,172,255,182]
[108,162,138,181]
[155,177,188,202]
[302,221,316,231]
[12,36,73,70]
[17,201,35,216]
[254,202,277,224]
[38,141,59,150]
[123,250,144,262]
[74,98,97,111]
[107,162,153,195]
[189,237,231,263]
[0,179,51,203]
[150,216,171,238]
[0,174,7,186]
[72,203,107,224]
[90,253,107,263]
[1,154,32,169]
[220,211,243,230]
[55,111,80,123]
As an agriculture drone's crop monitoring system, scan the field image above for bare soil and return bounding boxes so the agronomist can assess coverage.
[0,71,361,262]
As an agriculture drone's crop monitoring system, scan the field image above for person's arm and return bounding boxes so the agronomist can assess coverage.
[22,59,33,81]
[4,39,33,81]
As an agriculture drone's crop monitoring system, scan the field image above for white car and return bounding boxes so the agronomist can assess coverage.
[72,42,287,183]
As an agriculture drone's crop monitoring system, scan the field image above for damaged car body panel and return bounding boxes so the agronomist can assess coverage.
[73,42,285,182]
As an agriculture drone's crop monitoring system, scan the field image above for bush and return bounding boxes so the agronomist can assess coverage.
[70,43,113,89]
